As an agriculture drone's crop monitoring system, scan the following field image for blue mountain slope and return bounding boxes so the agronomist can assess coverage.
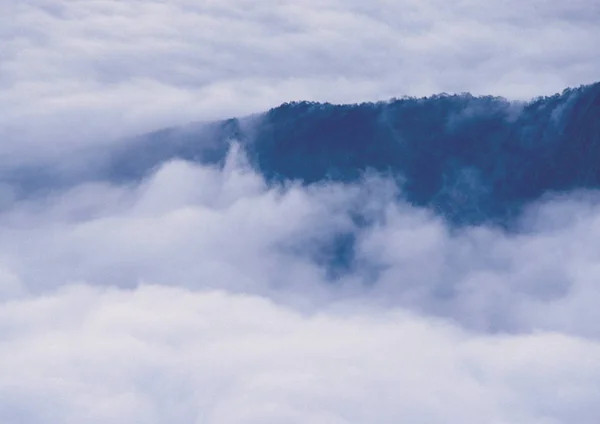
[3,82,600,230]
[245,82,600,226]
[99,83,592,225]
[1,82,598,279]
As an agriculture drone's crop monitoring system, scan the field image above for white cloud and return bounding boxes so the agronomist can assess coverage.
[1,0,599,160]
[1,150,600,338]
[0,150,598,422]
[0,284,599,424]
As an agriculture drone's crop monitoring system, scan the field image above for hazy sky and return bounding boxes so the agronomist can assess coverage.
[1,1,600,423]
[2,0,599,152]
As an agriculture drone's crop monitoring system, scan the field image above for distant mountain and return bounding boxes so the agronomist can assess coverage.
[6,81,600,227]
[110,81,600,226]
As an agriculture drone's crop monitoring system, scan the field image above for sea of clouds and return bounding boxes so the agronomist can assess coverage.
[1,146,600,423]
[2,0,600,423]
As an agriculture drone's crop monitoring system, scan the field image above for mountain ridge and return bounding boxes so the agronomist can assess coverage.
[3,81,600,229]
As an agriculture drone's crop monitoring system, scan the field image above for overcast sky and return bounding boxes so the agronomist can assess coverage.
[2,0,599,154]
[1,1,600,423]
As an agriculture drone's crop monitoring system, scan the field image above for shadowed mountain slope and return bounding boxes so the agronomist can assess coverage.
[3,82,600,228]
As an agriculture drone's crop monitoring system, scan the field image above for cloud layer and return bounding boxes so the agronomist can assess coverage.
[3,147,600,333]
[2,284,599,424]
[2,0,599,158]
[0,147,599,422]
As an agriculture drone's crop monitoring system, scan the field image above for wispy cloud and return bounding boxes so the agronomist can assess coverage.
[15,150,600,322]
[0,145,598,421]
[2,0,599,157]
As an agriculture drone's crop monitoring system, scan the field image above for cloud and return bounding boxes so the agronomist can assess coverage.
[2,0,599,160]
[0,146,599,421]
[1,284,599,424]
[1,148,600,335]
